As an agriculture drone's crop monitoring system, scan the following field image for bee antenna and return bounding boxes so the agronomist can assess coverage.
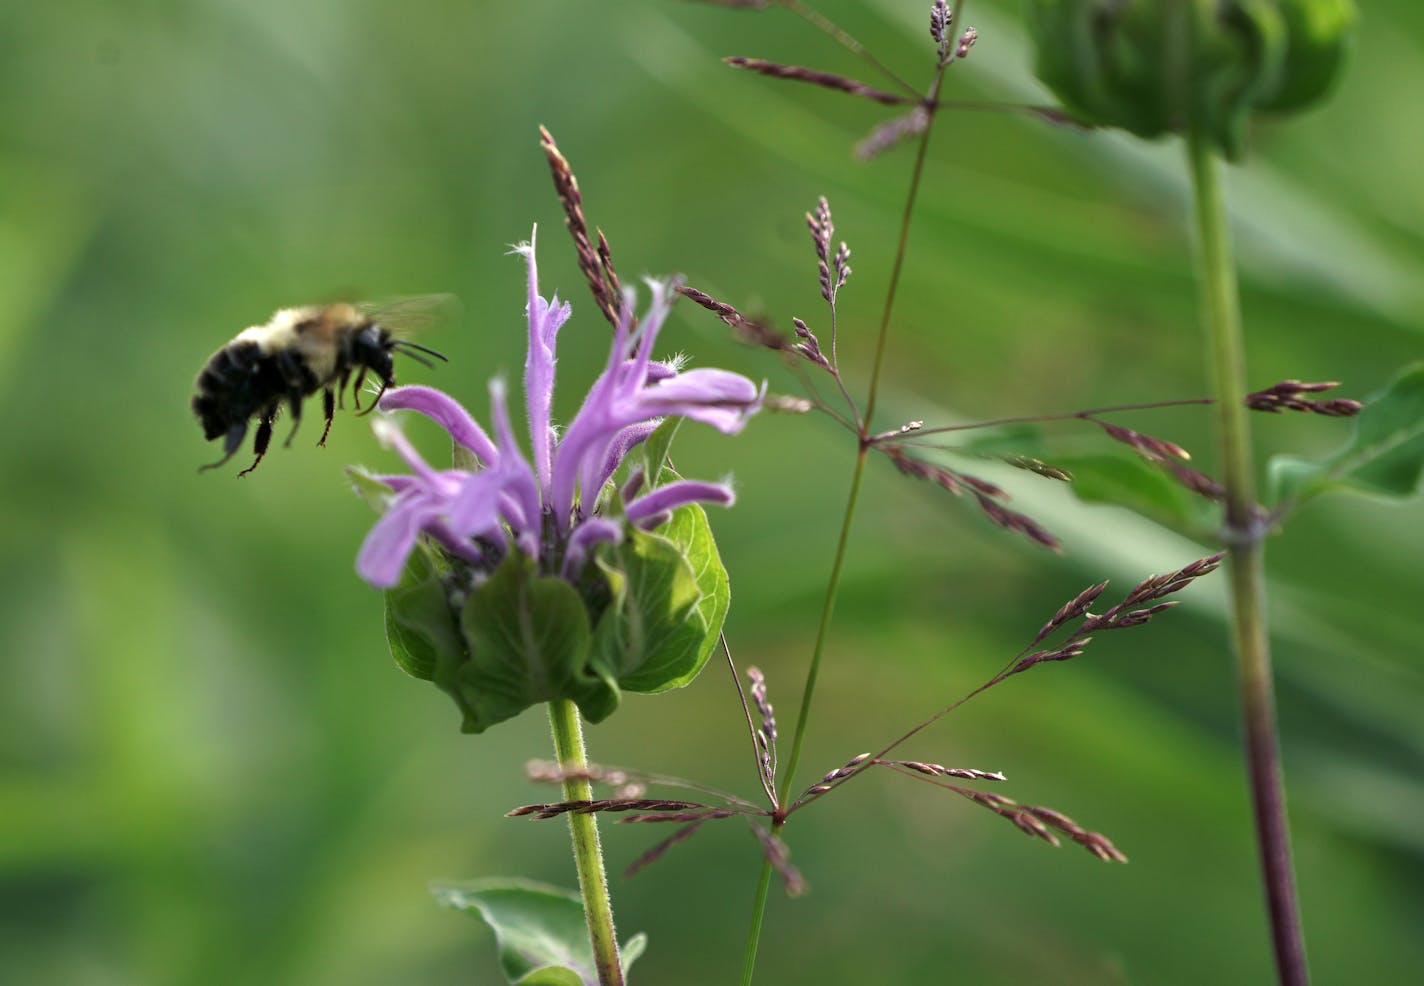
[392,340,448,362]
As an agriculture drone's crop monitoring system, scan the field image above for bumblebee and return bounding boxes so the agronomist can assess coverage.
[192,299,448,476]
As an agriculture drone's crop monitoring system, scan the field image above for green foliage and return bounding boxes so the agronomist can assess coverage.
[642,417,683,488]
[433,880,646,986]
[383,550,458,682]
[592,504,728,694]
[1025,0,1356,158]
[1056,452,1219,535]
[1270,363,1424,505]
[458,552,609,733]
[382,506,730,731]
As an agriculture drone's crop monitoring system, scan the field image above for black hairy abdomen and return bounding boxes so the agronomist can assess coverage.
[191,340,318,439]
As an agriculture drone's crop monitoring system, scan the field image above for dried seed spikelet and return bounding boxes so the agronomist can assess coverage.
[1246,379,1363,416]
[763,394,814,414]
[791,317,831,370]
[1010,639,1091,676]
[724,56,913,106]
[954,27,978,60]
[806,198,835,302]
[678,285,792,352]
[1084,553,1224,631]
[1003,455,1073,482]
[971,490,1062,550]
[1025,805,1128,863]
[824,752,872,782]
[884,760,1005,782]
[1093,419,1190,462]
[507,798,705,819]
[750,823,807,897]
[540,126,621,328]
[1032,579,1109,646]
[747,666,778,743]
[857,105,931,161]
[624,819,708,879]
[930,0,951,47]
[880,445,1062,549]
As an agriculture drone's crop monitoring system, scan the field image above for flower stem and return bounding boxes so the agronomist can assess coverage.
[547,699,624,986]
[1186,129,1309,986]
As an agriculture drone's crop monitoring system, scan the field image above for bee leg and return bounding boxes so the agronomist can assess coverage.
[318,388,336,446]
[198,421,248,472]
[238,412,275,477]
[283,391,303,448]
[335,370,350,410]
[350,368,368,410]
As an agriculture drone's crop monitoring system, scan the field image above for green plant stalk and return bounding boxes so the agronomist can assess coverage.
[738,445,869,986]
[547,698,624,986]
[739,12,961,974]
[1186,130,1309,986]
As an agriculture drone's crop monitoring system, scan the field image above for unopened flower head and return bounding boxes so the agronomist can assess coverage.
[356,227,764,589]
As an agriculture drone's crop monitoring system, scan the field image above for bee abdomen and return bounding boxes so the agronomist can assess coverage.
[192,340,280,438]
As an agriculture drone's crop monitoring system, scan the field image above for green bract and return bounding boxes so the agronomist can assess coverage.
[383,503,730,733]
[1025,0,1355,159]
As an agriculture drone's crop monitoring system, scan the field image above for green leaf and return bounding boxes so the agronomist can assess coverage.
[642,417,683,488]
[346,466,395,513]
[433,879,646,986]
[590,504,727,695]
[955,423,1048,458]
[1269,363,1424,504]
[457,552,611,733]
[658,502,730,689]
[1055,452,1218,534]
[383,549,462,683]
[1260,0,1357,113]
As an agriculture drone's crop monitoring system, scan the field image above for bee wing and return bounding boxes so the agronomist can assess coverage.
[357,294,461,338]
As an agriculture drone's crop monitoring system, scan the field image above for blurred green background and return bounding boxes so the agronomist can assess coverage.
[3,1,1421,983]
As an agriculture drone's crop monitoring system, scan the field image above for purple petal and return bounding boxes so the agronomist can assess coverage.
[562,517,623,579]
[425,519,490,564]
[628,278,673,378]
[636,369,763,433]
[378,385,499,466]
[551,378,617,531]
[516,229,570,495]
[626,479,735,527]
[488,379,543,556]
[372,419,446,490]
[584,419,662,504]
[448,469,506,536]
[356,493,432,588]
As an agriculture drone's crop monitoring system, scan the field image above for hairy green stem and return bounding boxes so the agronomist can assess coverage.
[547,699,624,986]
[1186,130,1309,986]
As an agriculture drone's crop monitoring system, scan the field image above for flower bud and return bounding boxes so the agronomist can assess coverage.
[1025,0,1355,159]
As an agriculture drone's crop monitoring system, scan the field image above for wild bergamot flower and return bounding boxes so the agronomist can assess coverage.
[354,228,762,732]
